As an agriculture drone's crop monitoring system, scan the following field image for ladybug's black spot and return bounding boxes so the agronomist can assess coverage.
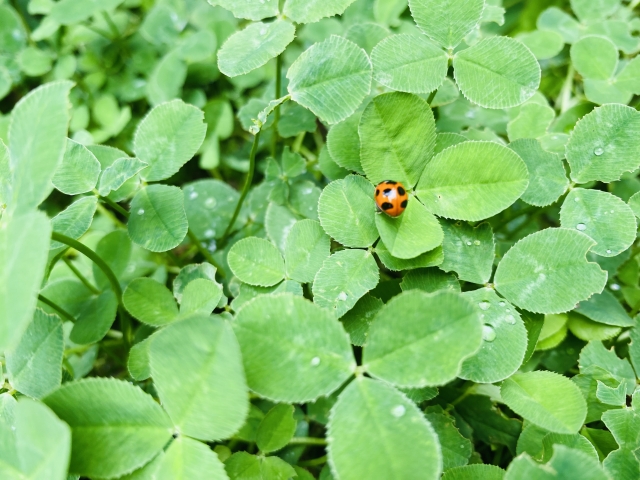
[397,186,406,196]
[381,202,393,210]
[375,189,379,196]
[401,199,408,208]
[385,180,397,185]
[383,188,392,195]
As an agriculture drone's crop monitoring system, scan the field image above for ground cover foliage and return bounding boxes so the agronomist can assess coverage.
[2,0,640,478]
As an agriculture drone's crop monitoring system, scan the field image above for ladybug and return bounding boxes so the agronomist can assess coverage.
[375,180,408,217]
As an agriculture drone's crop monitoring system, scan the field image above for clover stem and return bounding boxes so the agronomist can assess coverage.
[556,64,575,113]
[50,232,123,306]
[51,233,133,346]
[288,437,328,446]
[37,295,76,323]
[98,194,130,219]
[102,11,120,39]
[298,455,327,467]
[62,256,101,295]
[186,229,225,275]
[219,130,262,247]
[271,54,283,157]
[426,88,438,105]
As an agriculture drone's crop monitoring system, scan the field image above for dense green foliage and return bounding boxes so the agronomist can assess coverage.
[1,0,640,478]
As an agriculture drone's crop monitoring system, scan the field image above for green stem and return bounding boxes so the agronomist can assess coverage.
[63,257,101,295]
[445,384,475,412]
[10,0,35,46]
[556,64,575,113]
[65,344,94,356]
[271,54,283,157]
[96,203,125,229]
[38,295,76,322]
[186,230,225,275]
[101,11,120,38]
[426,88,438,105]
[85,24,113,39]
[219,130,261,247]
[298,455,327,467]
[50,232,123,306]
[99,194,130,218]
[288,437,328,446]
[44,250,66,283]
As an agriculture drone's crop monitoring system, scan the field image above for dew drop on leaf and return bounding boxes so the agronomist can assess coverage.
[499,301,506,307]
[505,314,516,325]
[390,405,406,417]
[466,241,472,246]
[610,283,621,291]
[337,291,348,301]
[473,240,481,245]
[310,356,320,366]
[593,147,604,156]
[606,249,612,254]
[204,229,214,238]
[576,223,586,231]
[137,208,144,215]
[205,198,216,209]
[189,191,198,200]
[479,301,491,310]
[482,324,496,342]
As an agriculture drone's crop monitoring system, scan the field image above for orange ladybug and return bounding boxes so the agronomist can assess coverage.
[375,180,408,217]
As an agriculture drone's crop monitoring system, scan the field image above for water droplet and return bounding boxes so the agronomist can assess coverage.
[207,240,217,252]
[466,241,472,246]
[505,315,516,325]
[391,405,406,417]
[137,208,144,215]
[606,249,612,254]
[205,197,217,209]
[576,223,586,231]
[260,27,267,35]
[310,356,320,366]
[574,197,580,202]
[473,240,481,246]
[337,291,348,301]
[610,210,614,214]
[189,191,198,200]
[204,229,214,239]
[610,283,621,291]
[482,324,496,342]
[479,301,491,310]
[499,301,506,307]
[594,147,604,156]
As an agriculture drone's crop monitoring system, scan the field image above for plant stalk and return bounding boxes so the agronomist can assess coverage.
[288,437,328,446]
[271,54,283,157]
[38,295,76,322]
[186,229,225,275]
[99,194,130,218]
[50,232,123,306]
[219,130,262,247]
[426,88,438,105]
[63,256,101,295]
[298,455,327,467]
